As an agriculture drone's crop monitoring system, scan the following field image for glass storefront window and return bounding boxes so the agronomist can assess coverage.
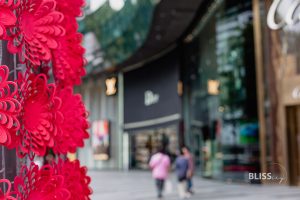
[185,0,259,182]
[129,125,178,169]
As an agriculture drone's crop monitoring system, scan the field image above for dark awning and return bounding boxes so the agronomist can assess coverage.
[117,0,206,70]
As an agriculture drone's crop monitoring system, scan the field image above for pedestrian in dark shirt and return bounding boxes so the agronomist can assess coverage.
[182,146,195,194]
[175,149,190,199]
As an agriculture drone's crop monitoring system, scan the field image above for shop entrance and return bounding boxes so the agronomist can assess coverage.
[286,106,300,185]
[129,125,178,169]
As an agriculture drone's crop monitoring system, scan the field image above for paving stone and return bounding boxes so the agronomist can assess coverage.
[90,171,300,200]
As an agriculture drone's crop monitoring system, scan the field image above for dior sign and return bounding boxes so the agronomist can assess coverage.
[144,90,159,106]
[267,0,300,30]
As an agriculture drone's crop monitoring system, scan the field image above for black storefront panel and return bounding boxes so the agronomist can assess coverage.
[124,51,181,131]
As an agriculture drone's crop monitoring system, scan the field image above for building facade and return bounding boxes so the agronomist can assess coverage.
[254,0,300,186]
[76,76,122,169]
[123,50,182,169]
[78,0,300,186]
[181,0,260,182]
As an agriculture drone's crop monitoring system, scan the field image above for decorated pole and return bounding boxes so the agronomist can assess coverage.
[0,0,92,199]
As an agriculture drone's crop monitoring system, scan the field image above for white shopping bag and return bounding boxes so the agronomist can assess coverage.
[165,180,173,194]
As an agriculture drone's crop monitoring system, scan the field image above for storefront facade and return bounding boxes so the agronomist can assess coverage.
[78,0,210,172]
[254,0,300,186]
[123,50,182,169]
[180,0,300,185]
[78,0,300,185]
[76,76,122,170]
[182,0,260,182]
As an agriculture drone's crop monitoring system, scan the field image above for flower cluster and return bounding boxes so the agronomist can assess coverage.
[0,66,21,148]
[14,163,70,200]
[56,159,93,200]
[16,73,61,157]
[0,159,92,200]
[4,0,86,88]
[7,0,65,66]
[52,0,86,87]
[54,87,89,154]
[0,0,89,156]
[0,0,92,199]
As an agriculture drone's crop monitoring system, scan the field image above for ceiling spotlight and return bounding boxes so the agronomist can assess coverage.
[109,0,125,11]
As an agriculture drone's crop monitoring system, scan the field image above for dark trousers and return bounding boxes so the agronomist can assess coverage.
[155,179,165,198]
[187,178,193,192]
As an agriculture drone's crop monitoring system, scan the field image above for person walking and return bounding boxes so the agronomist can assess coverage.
[175,149,190,199]
[182,146,195,194]
[149,147,171,199]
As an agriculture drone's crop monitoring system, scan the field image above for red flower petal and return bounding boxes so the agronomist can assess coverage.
[0,66,21,148]
[8,0,65,66]
[17,73,60,157]
[53,87,89,154]
[0,5,17,38]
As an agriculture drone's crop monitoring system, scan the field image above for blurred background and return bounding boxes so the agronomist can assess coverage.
[72,0,300,199]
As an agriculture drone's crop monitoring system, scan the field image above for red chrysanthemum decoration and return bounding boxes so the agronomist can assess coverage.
[7,0,65,66]
[55,0,84,19]
[0,65,21,148]
[52,29,86,87]
[0,179,17,200]
[14,163,70,200]
[0,0,19,39]
[54,0,84,32]
[53,87,89,154]
[56,159,92,200]
[51,0,86,87]
[17,73,62,157]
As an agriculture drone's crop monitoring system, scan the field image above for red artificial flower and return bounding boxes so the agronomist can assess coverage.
[0,179,17,200]
[17,73,62,157]
[52,30,86,87]
[7,0,65,66]
[53,87,89,154]
[55,0,85,18]
[0,0,18,39]
[14,163,70,200]
[0,65,21,148]
[57,159,92,200]
[51,0,86,87]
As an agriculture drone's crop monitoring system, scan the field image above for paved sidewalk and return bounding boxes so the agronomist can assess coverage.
[90,171,300,200]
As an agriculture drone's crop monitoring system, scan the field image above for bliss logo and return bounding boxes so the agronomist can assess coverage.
[249,173,272,180]
[248,163,287,184]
